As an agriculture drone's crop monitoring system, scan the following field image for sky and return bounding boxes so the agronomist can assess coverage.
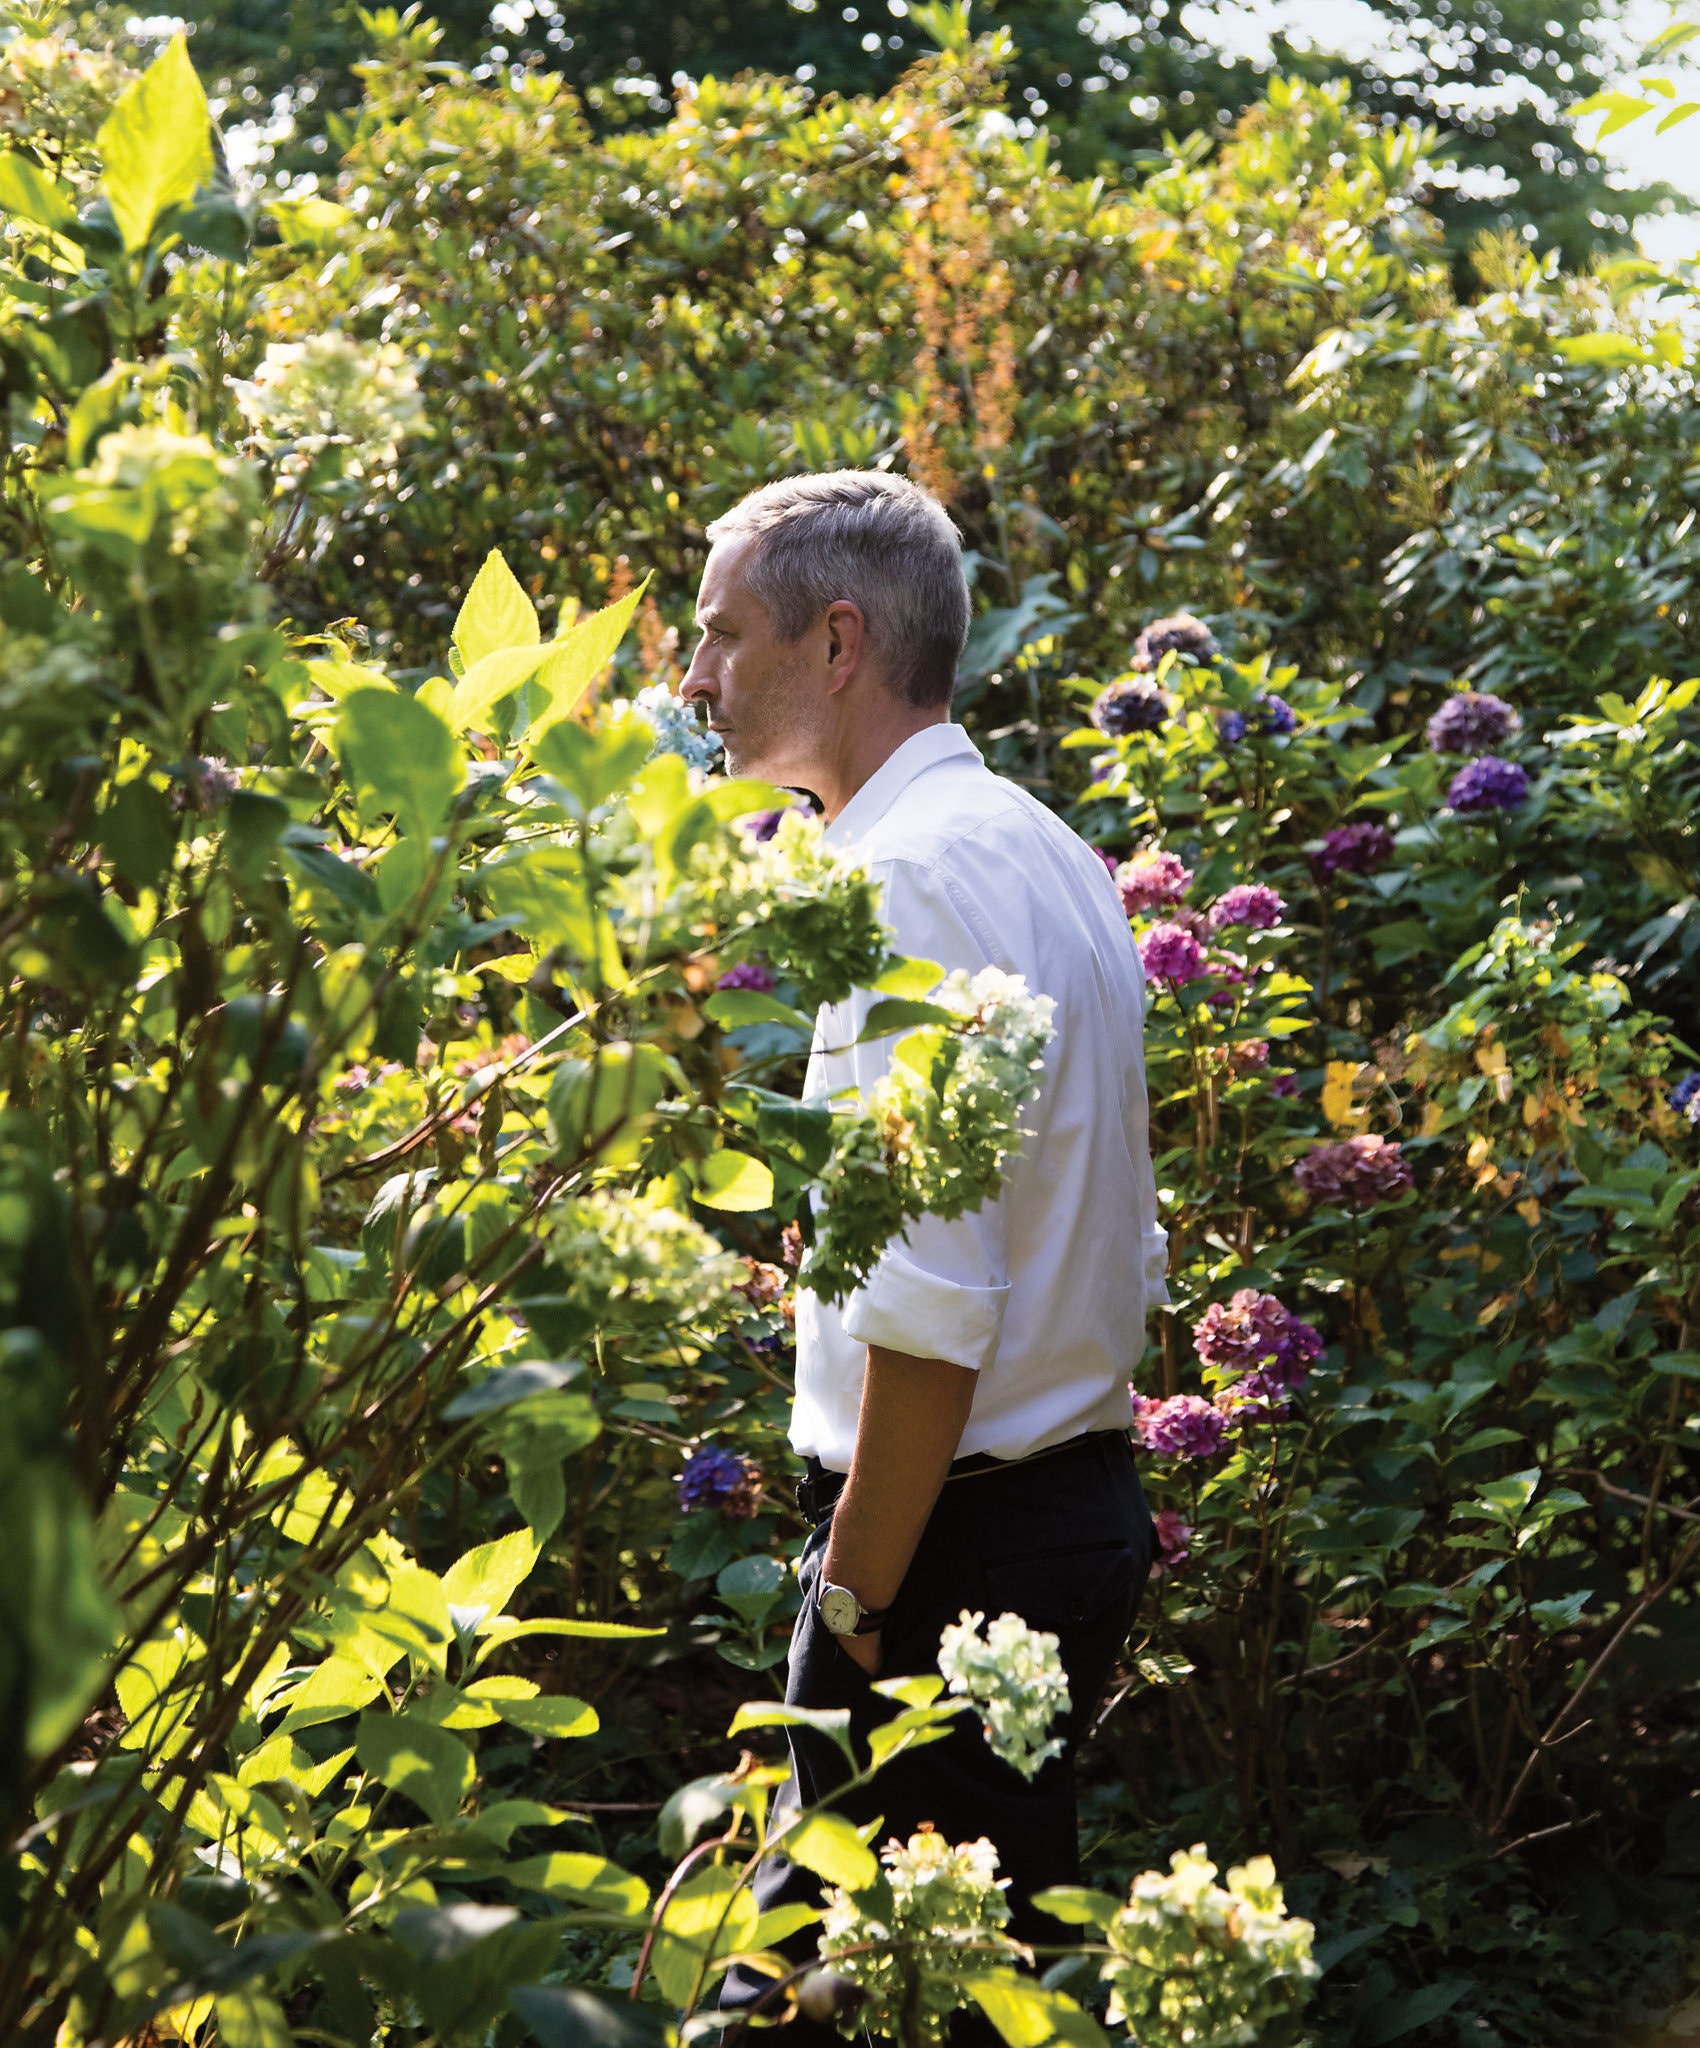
[1186,0,1700,263]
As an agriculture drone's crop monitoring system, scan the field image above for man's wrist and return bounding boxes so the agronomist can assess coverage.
[817,1579,891,1636]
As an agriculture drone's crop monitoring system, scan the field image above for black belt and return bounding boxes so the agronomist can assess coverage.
[795,1428,1128,1528]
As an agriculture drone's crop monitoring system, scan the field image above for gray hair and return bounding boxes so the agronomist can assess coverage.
[705,470,971,709]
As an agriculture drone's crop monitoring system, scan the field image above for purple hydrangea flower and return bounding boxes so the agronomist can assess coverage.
[1094,847,1120,877]
[677,1446,762,1518]
[1117,849,1193,915]
[1294,1134,1415,1209]
[741,800,812,843]
[1447,757,1529,814]
[1671,1072,1700,1124]
[1092,678,1171,736]
[1253,694,1296,737]
[1132,613,1218,672]
[1193,1289,1322,1393]
[1208,884,1286,933]
[1132,1393,1227,1459]
[1269,1073,1302,1099]
[717,959,775,993]
[1217,710,1248,745]
[1139,921,1208,984]
[1426,692,1522,756]
[1150,1507,1192,1578]
[1313,822,1395,877]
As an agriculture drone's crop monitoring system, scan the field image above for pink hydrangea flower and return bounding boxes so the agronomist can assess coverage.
[1139,921,1207,984]
[718,959,775,993]
[1151,1508,1192,1578]
[1132,1392,1227,1459]
[1294,1134,1415,1209]
[1208,884,1286,932]
[1117,848,1193,915]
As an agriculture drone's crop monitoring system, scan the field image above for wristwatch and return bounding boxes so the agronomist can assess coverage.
[817,1580,890,1637]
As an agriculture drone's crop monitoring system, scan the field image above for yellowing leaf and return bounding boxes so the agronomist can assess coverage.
[454,548,539,669]
[1321,1060,1369,1130]
[1466,1134,1492,1170]
[265,193,349,245]
[693,1149,774,1213]
[447,644,553,735]
[527,575,650,738]
[1516,1197,1542,1228]
[97,35,212,251]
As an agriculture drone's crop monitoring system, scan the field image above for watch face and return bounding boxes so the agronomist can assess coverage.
[818,1584,859,1635]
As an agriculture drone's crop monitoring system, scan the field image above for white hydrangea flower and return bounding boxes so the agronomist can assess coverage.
[1102,1845,1319,2048]
[937,1609,1071,1781]
[818,1827,1014,2046]
[232,333,422,483]
[632,682,723,772]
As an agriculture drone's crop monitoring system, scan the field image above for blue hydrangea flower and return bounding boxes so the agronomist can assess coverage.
[677,1446,749,1512]
[1253,694,1296,736]
[1426,692,1521,756]
[1217,710,1248,745]
[1671,1072,1700,1124]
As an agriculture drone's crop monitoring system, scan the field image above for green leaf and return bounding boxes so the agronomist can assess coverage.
[337,688,461,840]
[275,1656,385,1734]
[477,1616,663,1645]
[442,1529,542,1625]
[506,1851,650,1917]
[96,34,212,251]
[702,989,815,1035]
[448,644,553,735]
[100,779,177,890]
[871,955,944,998]
[1556,332,1654,367]
[454,549,539,670]
[1031,1887,1121,1929]
[527,717,653,817]
[445,1358,585,1419]
[715,1554,786,1623]
[856,997,957,1041]
[728,1700,853,1743]
[692,1149,774,1212]
[497,1693,599,1739]
[967,1972,1108,2048]
[355,1711,475,1825]
[224,791,289,888]
[264,193,348,245]
[511,1985,672,2048]
[527,577,650,736]
[0,153,77,232]
[782,1810,877,1891]
[213,1986,293,2048]
[652,1865,758,2008]
[1358,1978,1472,2045]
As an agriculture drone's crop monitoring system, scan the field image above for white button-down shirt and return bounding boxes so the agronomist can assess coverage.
[791,723,1168,1470]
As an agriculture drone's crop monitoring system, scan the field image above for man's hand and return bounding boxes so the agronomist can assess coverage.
[820,1345,978,1670]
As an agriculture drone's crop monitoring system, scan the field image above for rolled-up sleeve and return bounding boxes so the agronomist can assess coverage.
[829,857,1014,1373]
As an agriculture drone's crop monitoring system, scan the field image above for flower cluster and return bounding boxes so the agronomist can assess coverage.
[1139,922,1208,984]
[1313,821,1394,877]
[937,1610,1072,1781]
[717,958,774,993]
[1671,1072,1700,1124]
[1092,677,1172,736]
[1133,1393,1227,1460]
[1151,1508,1192,1578]
[1194,1290,1323,1406]
[818,1829,1014,2046]
[1293,1134,1414,1209]
[1426,690,1521,755]
[804,968,1056,1303]
[1132,612,1219,671]
[676,1446,763,1518]
[1218,694,1295,744]
[633,683,723,771]
[550,1187,746,1331]
[1208,884,1285,933]
[1118,848,1193,914]
[741,799,812,843]
[1447,755,1528,813]
[232,334,423,484]
[1101,1847,1319,2048]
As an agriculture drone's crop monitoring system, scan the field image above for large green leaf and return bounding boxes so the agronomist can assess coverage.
[782,1810,877,1891]
[967,1972,1109,2048]
[692,1149,774,1213]
[448,644,553,736]
[454,549,539,669]
[442,1529,542,1627]
[96,35,212,251]
[0,154,77,233]
[497,1693,599,1739]
[526,577,650,738]
[355,1712,475,1825]
[506,1851,650,1917]
[337,688,462,839]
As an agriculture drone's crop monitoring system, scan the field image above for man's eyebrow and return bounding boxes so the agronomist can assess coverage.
[696,609,734,632]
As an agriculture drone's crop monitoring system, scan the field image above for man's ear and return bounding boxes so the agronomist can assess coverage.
[823,598,867,693]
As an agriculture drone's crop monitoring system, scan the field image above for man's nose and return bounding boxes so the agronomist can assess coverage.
[679,655,716,707]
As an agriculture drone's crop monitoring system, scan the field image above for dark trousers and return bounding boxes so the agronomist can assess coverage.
[721,1430,1154,2042]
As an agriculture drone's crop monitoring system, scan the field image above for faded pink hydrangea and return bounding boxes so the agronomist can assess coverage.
[1230,1039,1270,1073]
[1151,1508,1192,1578]
[1209,884,1286,933]
[1294,1134,1415,1209]
[1139,921,1207,984]
[718,958,775,993]
[1207,954,1253,1008]
[1117,848,1193,915]
[1132,1392,1227,1459]
[1194,1288,1324,1412]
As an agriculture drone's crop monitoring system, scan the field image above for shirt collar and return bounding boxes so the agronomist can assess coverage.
[824,723,983,850]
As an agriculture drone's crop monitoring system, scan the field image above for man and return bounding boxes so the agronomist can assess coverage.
[681,471,1167,2033]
